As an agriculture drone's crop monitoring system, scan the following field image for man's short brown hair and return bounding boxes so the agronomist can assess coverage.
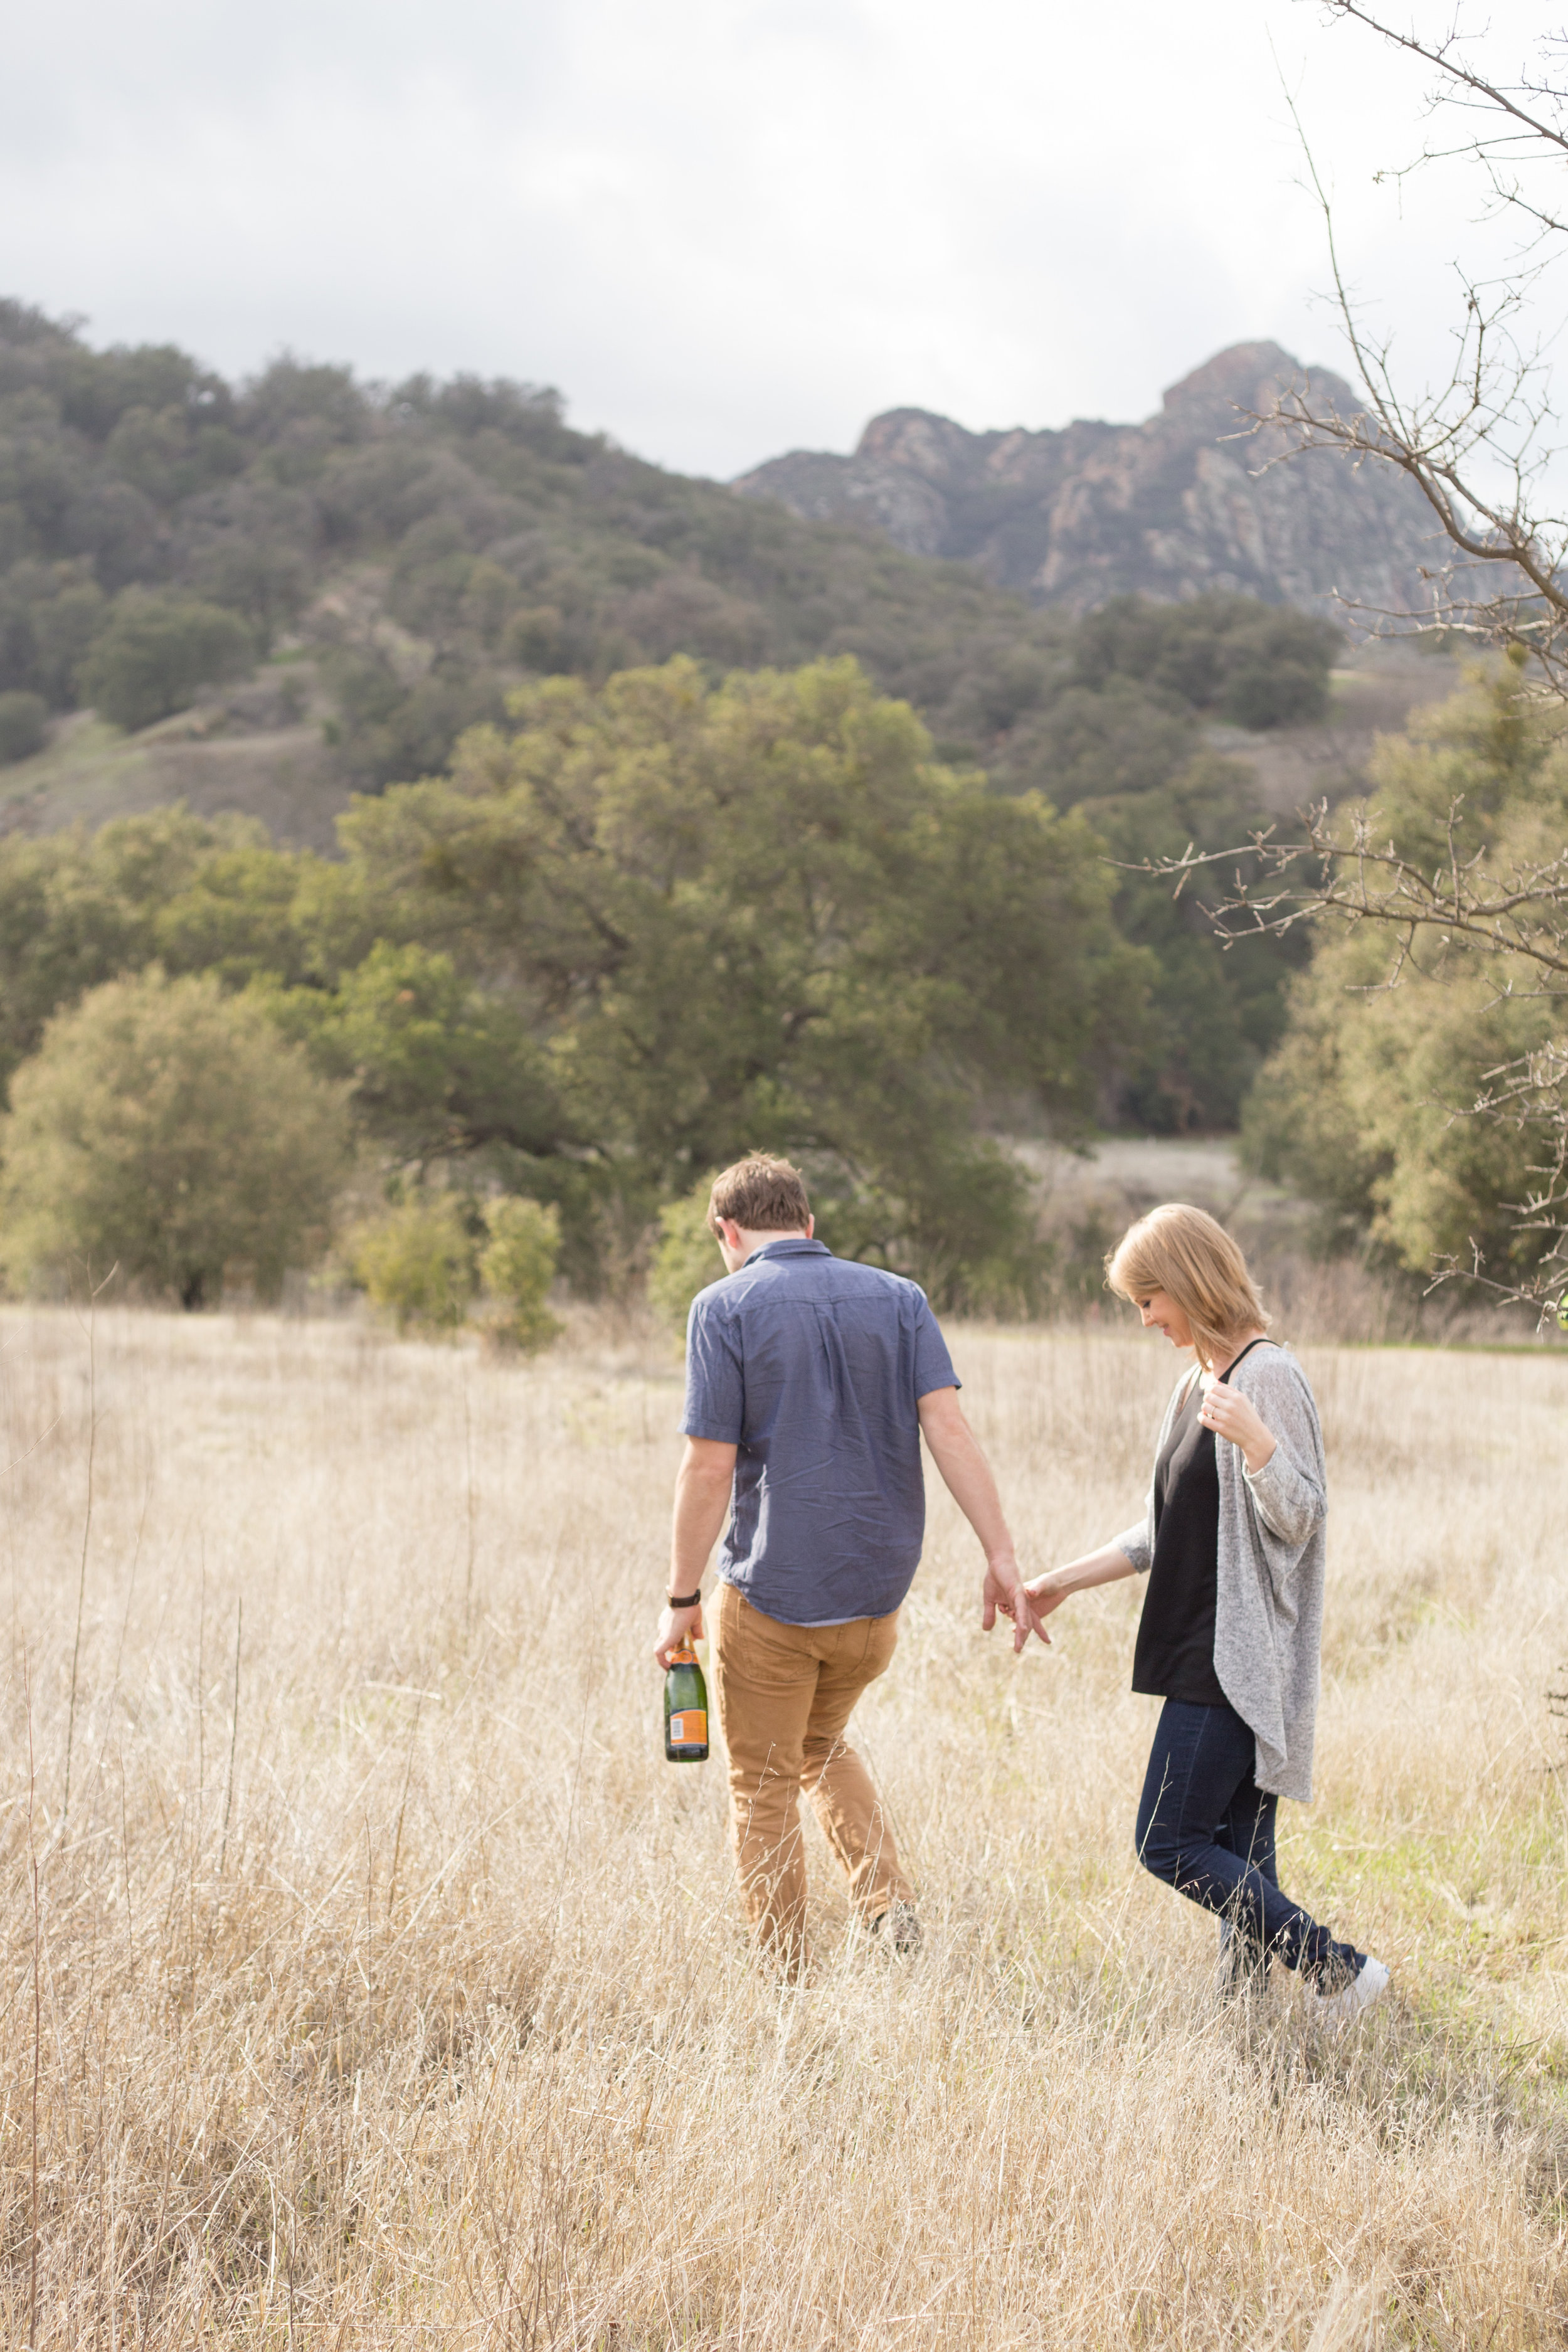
[707,1153,812,1236]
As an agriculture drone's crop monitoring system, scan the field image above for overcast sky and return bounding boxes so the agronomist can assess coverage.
[0,0,1557,479]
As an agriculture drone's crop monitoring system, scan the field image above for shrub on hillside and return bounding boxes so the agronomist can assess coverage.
[77,590,255,731]
[478,1195,562,1352]
[0,564,110,707]
[0,968,348,1306]
[0,691,46,765]
[1071,595,1340,729]
[349,1194,478,1333]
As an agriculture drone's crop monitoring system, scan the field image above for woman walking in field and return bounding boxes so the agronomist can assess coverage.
[1021,1204,1388,2021]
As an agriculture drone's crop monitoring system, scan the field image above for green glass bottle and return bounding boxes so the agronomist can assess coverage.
[664,1638,709,1763]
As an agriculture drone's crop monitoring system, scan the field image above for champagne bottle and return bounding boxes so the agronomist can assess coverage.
[664,1639,709,1763]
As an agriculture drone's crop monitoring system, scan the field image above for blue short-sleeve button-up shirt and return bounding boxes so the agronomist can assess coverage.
[679,1237,959,1625]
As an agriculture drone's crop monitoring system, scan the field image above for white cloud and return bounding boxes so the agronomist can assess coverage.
[0,0,1558,477]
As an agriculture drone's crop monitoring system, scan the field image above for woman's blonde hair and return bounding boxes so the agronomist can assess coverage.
[1105,1202,1269,1369]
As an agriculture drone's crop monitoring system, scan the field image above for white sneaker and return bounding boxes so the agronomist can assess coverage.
[1311,1955,1390,2029]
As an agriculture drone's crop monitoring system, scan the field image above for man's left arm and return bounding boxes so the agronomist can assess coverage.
[655,1437,738,1666]
[917,1386,1046,1655]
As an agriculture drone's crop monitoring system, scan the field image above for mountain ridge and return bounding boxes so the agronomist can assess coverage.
[733,342,1437,623]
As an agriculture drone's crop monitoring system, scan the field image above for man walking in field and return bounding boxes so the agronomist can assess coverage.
[654,1153,1042,1968]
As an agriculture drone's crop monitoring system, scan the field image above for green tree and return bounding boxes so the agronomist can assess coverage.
[478,1195,562,1351]
[1000,677,1199,809]
[333,657,1149,1303]
[1242,665,1565,1276]
[0,691,45,765]
[0,564,107,708]
[0,808,302,1096]
[272,940,564,1167]
[348,1192,477,1332]
[151,832,318,988]
[78,590,255,730]
[1245,926,1551,1271]
[1079,755,1309,1130]
[31,580,109,705]
[0,968,349,1305]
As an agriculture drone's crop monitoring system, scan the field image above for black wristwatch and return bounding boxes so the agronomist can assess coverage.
[666,1589,702,1609]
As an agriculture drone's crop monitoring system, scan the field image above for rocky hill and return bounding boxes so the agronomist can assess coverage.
[733,342,1437,622]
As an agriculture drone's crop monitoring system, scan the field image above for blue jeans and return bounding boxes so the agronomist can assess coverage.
[1135,1699,1362,1989]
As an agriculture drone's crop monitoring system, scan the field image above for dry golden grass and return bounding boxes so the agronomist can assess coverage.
[1,1306,1567,2347]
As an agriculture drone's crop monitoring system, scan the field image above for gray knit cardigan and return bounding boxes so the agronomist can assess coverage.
[1112,1343,1328,1803]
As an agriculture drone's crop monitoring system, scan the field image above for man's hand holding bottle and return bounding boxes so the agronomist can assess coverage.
[655,1597,704,1670]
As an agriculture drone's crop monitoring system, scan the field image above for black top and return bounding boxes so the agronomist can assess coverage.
[1131,1340,1273,1707]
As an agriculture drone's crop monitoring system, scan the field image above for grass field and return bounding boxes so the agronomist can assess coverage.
[2,1304,1567,2347]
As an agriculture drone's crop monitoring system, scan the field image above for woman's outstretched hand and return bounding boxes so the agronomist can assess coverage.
[1200,1377,1277,1473]
[1022,1574,1070,1624]
[1018,1545,1140,1619]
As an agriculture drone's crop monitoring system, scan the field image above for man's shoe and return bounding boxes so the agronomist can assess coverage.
[869,1900,923,1956]
[1310,1955,1389,2030]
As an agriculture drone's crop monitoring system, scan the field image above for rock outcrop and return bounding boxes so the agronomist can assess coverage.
[732,343,1436,621]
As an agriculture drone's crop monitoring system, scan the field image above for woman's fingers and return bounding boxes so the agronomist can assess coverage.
[1203,1390,1264,1458]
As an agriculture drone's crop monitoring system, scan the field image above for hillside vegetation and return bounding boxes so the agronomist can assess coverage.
[0,299,1363,1165]
[0,300,1337,798]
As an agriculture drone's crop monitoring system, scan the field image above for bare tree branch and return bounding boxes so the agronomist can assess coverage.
[1236,10,1568,677]
[1313,4,1568,160]
[1150,6,1568,1315]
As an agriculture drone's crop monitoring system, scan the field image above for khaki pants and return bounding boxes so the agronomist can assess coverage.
[711,1581,911,1964]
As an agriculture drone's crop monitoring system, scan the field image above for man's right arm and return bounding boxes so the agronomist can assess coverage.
[916,1386,1046,1654]
[655,1437,737,1666]
[660,1293,744,1668]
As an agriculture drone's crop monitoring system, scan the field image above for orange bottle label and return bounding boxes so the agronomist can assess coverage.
[668,1710,707,1747]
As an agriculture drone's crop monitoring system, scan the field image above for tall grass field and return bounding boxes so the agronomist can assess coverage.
[1,1306,1566,2346]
